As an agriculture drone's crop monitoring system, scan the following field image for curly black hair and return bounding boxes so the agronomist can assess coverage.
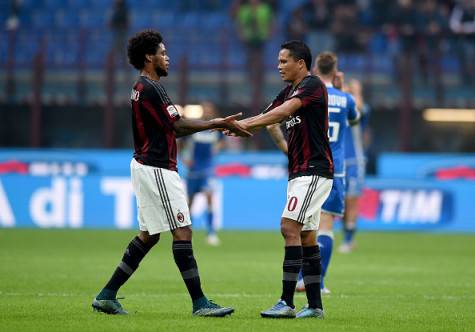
[127,30,163,70]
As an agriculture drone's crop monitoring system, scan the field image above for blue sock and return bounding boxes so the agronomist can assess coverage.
[317,232,334,289]
[207,211,214,235]
[344,226,356,244]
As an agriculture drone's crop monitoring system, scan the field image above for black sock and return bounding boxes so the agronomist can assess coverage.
[99,236,153,299]
[280,246,302,308]
[302,246,323,309]
[172,241,205,301]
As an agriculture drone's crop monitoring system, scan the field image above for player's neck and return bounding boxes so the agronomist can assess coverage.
[320,76,333,86]
[291,71,311,88]
[141,69,161,82]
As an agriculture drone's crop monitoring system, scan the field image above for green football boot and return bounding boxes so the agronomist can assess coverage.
[92,298,128,315]
[192,298,234,317]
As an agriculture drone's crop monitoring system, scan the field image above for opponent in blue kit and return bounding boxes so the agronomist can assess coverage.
[339,79,371,253]
[182,102,225,246]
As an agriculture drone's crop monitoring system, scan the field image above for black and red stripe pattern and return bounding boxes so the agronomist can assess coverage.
[268,75,334,180]
[130,76,180,171]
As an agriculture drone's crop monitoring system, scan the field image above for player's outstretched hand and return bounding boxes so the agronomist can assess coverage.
[214,113,252,137]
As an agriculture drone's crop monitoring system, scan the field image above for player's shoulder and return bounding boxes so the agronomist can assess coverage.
[133,76,154,95]
[301,75,324,89]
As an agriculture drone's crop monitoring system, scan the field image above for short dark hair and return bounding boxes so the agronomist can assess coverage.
[127,30,163,70]
[281,40,312,70]
[316,52,337,75]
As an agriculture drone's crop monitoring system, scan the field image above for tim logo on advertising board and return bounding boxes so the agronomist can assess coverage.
[359,187,453,227]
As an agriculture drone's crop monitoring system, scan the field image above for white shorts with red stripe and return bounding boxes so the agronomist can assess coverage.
[130,158,191,235]
[282,175,333,231]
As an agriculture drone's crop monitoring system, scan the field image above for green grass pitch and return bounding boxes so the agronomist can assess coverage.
[0,229,474,331]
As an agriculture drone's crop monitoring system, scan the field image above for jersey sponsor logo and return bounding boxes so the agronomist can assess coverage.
[359,187,453,226]
[167,105,179,118]
[130,89,140,101]
[285,116,302,129]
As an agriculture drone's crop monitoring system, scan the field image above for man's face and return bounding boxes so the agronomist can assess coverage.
[151,42,169,77]
[278,49,301,82]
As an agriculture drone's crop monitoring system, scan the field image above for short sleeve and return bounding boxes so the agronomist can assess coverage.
[287,77,324,108]
[139,82,181,125]
[162,104,181,124]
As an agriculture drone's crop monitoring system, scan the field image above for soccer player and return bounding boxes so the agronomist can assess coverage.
[182,102,224,246]
[91,30,250,316]
[303,54,360,295]
[339,79,370,253]
[231,40,334,319]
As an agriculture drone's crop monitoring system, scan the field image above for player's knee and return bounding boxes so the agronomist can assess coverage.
[301,231,317,246]
[280,219,300,241]
[139,232,160,247]
[172,226,192,241]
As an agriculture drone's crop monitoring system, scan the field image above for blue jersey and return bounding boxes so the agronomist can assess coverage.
[185,131,222,178]
[345,103,370,165]
[326,84,359,177]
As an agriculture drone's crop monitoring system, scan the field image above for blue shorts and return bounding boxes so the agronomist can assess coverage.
[322,177,345,216]
[345,163,364,197]
[186,176,212,197]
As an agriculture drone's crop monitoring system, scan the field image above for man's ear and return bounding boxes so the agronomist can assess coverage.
[145,54,153,63]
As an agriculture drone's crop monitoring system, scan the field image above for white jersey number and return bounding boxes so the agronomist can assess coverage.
[328,107,340,143]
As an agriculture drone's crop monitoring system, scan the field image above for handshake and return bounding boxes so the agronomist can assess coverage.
[211,113,254,138]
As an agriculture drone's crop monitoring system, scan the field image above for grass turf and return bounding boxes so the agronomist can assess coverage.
[0,229,474,331]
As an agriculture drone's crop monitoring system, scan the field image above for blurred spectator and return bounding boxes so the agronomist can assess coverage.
[302,0,334,54]
[232,0,274,111]
[286,6,308,41]
[450,0,475,85]
[110,0,129,60]
[332,1,366,52]
[5,0,21,31]
[416,0,448,84]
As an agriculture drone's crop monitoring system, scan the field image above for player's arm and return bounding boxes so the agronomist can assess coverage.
[240,98,302,132]
[347,95,361,126]
[173,113,252,138]
[266,123,288,155]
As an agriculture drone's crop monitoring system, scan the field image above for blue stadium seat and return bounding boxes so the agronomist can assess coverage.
[31,11,54,29]
[55,11,80,29]
[80,12,106,28]
[44,0,67,10]
[68,0,93,11]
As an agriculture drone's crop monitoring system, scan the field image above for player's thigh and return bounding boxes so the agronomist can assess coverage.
[283,175,332,231]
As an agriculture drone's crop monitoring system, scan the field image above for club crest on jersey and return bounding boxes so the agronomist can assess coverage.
[177,211,185,223]
[286,115,302,129]
[130,89,140,101]
[167,105,179,118]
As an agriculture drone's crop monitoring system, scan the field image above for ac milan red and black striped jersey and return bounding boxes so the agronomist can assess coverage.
[130,75,181,171]
[266,75,334,180]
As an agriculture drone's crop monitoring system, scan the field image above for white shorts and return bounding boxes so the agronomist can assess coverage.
[130,158,191,235]
[282,175,333,231]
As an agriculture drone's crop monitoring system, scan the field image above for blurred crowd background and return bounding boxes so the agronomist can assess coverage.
[1,0,474,170]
